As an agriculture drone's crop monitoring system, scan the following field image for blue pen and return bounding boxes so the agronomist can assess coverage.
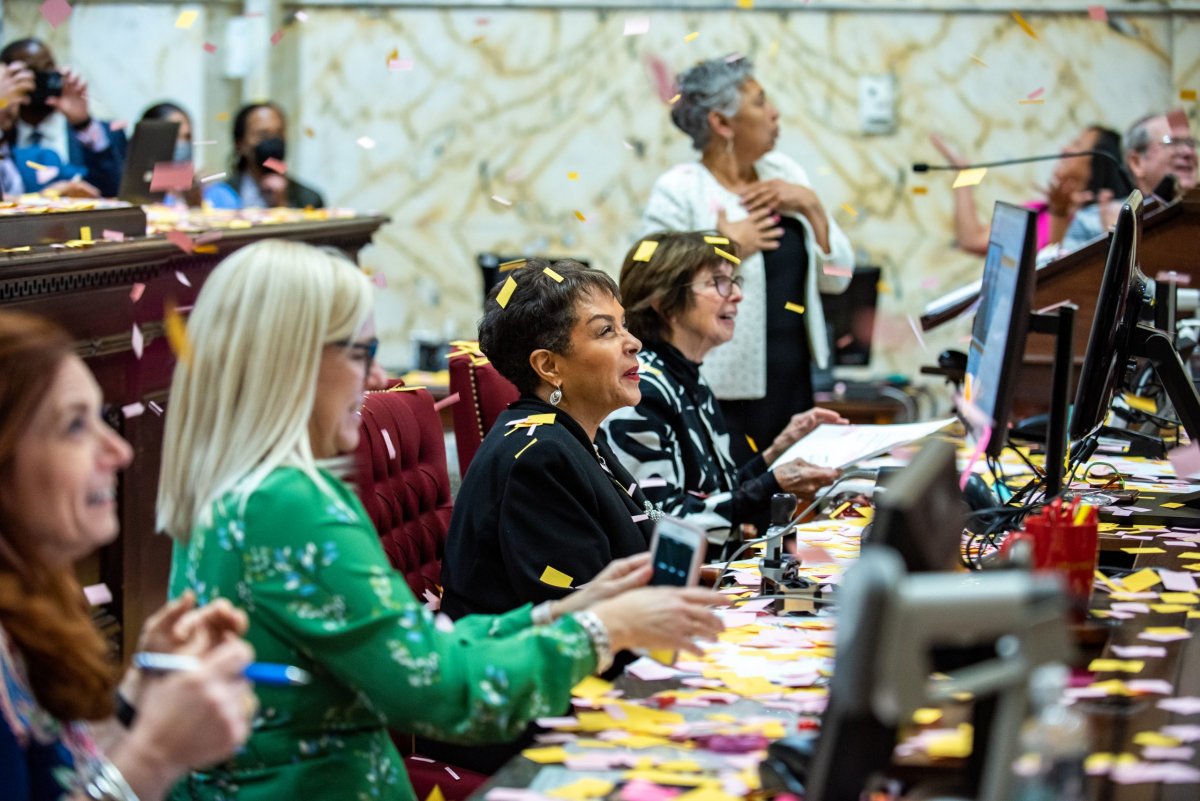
[133,652,312,687]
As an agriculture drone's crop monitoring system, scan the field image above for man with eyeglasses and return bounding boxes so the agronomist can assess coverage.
[1062,110,1197,253]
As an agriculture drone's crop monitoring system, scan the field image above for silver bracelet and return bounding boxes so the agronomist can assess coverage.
[573,610,613,674]
[531,601,556,628]
[80,756,141,801]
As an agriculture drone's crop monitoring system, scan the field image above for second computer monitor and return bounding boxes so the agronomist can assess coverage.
[965,202,1038,458]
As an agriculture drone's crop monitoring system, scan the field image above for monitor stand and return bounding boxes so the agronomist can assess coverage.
[1131,323,1200,440]
[1028,304,1075,497]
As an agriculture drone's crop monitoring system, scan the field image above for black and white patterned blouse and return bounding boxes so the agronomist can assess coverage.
[601,342,781,539]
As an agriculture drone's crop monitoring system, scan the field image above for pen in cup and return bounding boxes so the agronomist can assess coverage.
[133,652,312,687]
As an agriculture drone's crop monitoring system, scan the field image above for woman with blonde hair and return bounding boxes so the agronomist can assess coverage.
[158,239,725,801]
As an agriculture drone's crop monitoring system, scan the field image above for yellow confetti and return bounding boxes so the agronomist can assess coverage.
[215,112,230,122]
[684,32,700,43]
[549,779,615,801]
[745,434,758,453]
[926,724,973,759]
[840,203,858,217]
[669,93,681,105]
[1163,502,1185,510]
[1011,10,1038,39]
[1160,592,1199,604]
[703,235,730,245]
[632,240,659,262]
[514,437,538,459]
[713,247,740,265]
[386,47,399,64]
[1133,731,1182,748]
[522,746,569,764]
[674,787,741,801]
[1121,568,1162,593]
[1088,659,1145,674]
[24,160,50,171]
[540,564,574,588]
[737,0,755,8]
[496,275,518,308]
[175,10,198,29]
[784,302,806,315]
[911,186,928,195]
[567,171,579,181]
[571,676,615,699]
[912,708,943,725]
[574,210,587,222]
[163,300,193,365]
[470,35,486,46]
[953,168,988,188]
[1182,89,1198,102]
[498,258,526,272]
[304,127,315,138]
[543,267,564,283]
[1122,547,1166,555]
[767,40,780,59]
[1018,98,1046,105]
[80,226,91,242]
[877,280,892,295]
[424,787,445,801]
[970,54,989,68]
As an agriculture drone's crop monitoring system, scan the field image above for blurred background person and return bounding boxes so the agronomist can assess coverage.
[204,102,323,209]
[0,310,255,801]
[0,38,125,197]
[604,231,843,543]
[643,55,854,465]
[139,101,202,207]
[929,125,1131,257]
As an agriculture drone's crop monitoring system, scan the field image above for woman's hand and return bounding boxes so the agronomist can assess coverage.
[0,62,33,127]
[741,179,821,217]
[46,67,90,128]
[591,586,726,656]
[110,637,256,799]
[771,458,840,501]
[929,133,969,169]
[551,553,652,617]
[762,407,849,464]
[716,207,782,257]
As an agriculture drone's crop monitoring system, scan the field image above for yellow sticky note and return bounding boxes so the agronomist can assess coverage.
[566,171,579,181]
[499,258,526,272]
[540,565,574,589]
[1158,592,1198,605]
[1179,552,1200,560]
[1088,659,1144,674]
[911,186,928,195]
[784,302,806,315]
[1133,731,1182,748]
[1011,10,1038,39]
[1182,89,1198,102]
[522,746,568,764]
[496,275,518,308]
[1151,604,1191,614]
[549,779,615,801]
[925,724,974,759]
[1144,626,1190,636]
[163,301,193,365]
[713,247,740,265]
[80,226,91,242]
[571,675,615,699]
[574,210,587,222]
[632,240,658,262]
[657,760,703,774]
[523,413,557,426]
[1122,568,1162,593]
[387,48,399,64]
[840,203,858,217]
[703,235,730,245]
[745,434,758,453]
[674,787,741,801]
[543,267,564,283]
[175,10,199,29]
[952,168,988,189]
[1122,547,1166,555]
[424,787,445,801]
[1162,502,1185,510]
[1123,393,1157,413]
[912,707,943,725]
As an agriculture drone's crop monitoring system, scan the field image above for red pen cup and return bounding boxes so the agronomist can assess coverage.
[1013,513,1099,617]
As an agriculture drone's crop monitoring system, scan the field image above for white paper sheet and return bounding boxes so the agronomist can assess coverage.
[768,418,957,470]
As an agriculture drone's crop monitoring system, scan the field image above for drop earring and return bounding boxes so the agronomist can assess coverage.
[549,386,563,406]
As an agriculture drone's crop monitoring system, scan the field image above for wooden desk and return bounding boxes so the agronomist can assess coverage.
[0,214,387,656]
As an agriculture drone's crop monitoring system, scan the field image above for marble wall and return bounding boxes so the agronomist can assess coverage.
[5,2,1199,386]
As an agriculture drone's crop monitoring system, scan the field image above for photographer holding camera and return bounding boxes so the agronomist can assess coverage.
[0,38,126,197]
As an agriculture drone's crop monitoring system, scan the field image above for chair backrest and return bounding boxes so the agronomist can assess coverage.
[354,387,453,600]
[447,343,519,477]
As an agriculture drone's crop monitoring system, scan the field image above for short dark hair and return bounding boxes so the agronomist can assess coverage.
[478,259,620,395]
[141,101,190,125]
[0,38,46,65]
[619,231,739,344]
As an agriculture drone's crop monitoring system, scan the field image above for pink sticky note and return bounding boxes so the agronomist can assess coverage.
[1027,87,1045,100]
[1168,443,1200,478]
[1160,569,1199,592]
[129,282,145,302]
[433,392,461,412]
[166,230,195,253]
[121,402,145,418]
[1112,644,1167,658]
[1159,697,1200,716]
[203,42,218,54]
[1156,270,1192,285]
[620,780,680,801]
[83,583,112,606]
[1088,6,1109,22]
[131,323,144,359]
[40,0,72,28]
[262,157,287,175]
[270,29,285,45]
[150,161,194,192]
[381,429,396,460]
[103,229,126,242]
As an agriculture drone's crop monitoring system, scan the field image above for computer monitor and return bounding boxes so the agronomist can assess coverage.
[117,119,181,204]
[965,202,1038,458]
[821,266,880,367]
[863,439,966,573]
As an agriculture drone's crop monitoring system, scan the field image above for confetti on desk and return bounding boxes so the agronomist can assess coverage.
[356,136,376,150]
[150,161,195,192]
[1088,5,1108,22]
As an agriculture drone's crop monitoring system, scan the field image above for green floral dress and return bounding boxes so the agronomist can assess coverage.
[167,467,597,801]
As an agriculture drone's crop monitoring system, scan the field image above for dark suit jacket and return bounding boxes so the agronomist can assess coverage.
[14,119,126,197]
[440,397,655,619]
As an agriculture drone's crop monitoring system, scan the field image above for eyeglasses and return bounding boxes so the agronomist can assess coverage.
[690,274,745,298]
[1153,134,1197,151]
[334,337,379,370]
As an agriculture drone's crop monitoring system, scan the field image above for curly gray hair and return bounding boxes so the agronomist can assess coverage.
[670,55,755,151]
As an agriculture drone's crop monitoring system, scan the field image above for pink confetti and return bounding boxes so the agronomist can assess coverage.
[822,264,854,279]
[83,583,112,606]
[1143,746,1195,761]
[150,161,194,192]
[433,392,461,412]
[103,229,126,242]
[121,402,145,418]
[640,477,668,488]
[631,513,649,522]
[1027,87,1045,100]
[422,588,440,610]
[445,767,460,781]
[1156,270,1192,285]
[148,401,164,416]
[203,42,218,54]
[1088,5,1109,22]
[175,270,191,287]
[270,29,284,46]
[387,58,414,72]
[40,0,72,28]
[1168,443,1200,478]
[372,271,387,289]
[166,230,195,253]
[131,324,144,359]
[959,425,992,490]
[1160,569,1199,592]
[129,282,145,302]
[620,780,680,801]
[381,429,396,460]
[1140,629,1193,643]
[262,157,287,175]
[1160,697,1200,716]
[1112,645,1166,658]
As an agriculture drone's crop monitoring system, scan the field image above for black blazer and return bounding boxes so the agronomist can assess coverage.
[441,397,655,619]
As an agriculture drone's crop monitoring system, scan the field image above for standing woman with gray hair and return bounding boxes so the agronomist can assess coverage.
[643,56,854,464]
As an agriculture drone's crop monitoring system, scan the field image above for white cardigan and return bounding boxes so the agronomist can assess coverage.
[641,151,855,400]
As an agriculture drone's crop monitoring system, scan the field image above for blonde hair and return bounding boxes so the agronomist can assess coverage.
[157,239,374,541]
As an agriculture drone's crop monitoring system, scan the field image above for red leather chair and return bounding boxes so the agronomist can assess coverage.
[447,342,519,478]
[354,387,488,799]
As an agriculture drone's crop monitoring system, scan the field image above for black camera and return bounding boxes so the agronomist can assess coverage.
[32,70,63,106]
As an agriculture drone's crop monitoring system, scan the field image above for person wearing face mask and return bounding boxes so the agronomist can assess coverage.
[0,38,126,197]
[139,101,202,207]
[204,102,324,210]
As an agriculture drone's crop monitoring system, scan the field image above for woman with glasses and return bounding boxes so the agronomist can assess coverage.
[158,241,724,800]
[603,232,843,543]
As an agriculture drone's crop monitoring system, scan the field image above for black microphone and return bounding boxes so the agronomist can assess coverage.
[912,149,1124,174]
